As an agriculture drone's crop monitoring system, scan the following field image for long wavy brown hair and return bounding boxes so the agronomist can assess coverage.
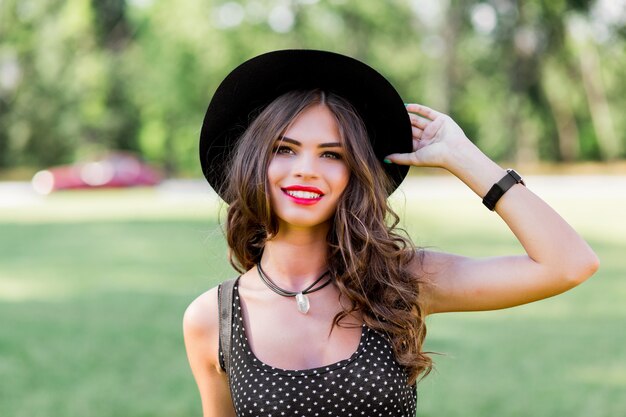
[221,89,434,385]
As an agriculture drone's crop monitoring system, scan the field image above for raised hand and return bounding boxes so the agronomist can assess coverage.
[385,103,472,169]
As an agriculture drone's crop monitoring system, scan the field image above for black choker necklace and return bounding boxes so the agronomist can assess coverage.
[256,263,333,314]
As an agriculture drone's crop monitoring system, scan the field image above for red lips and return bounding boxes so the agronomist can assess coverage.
[281,185,325,195]
[280,185,324,206]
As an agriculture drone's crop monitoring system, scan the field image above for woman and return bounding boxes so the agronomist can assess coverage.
[183,50,599,417]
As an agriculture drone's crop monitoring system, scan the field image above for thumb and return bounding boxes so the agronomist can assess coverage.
[384,152,420,166]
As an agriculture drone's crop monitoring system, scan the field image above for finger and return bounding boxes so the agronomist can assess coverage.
[411,126,423,139]
[406,103,441,120]
[412,103,442,119]
[384,152,419,166]
[422,116,444,140]
[408,113,428,129]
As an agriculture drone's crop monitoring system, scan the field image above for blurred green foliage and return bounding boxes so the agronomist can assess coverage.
[1,0,625,176]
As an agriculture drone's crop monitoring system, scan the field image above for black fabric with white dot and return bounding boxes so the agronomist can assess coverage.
[219,281,418,416]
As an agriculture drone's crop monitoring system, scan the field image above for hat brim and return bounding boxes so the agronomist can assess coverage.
[200,49,412,200]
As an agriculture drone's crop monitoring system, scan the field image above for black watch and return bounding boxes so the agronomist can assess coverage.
[482,169,525,211]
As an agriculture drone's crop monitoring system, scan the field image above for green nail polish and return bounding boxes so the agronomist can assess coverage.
[403,103,409,107]
[383,158,392,164]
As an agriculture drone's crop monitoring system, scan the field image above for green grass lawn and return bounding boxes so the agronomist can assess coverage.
[0,185,623,417]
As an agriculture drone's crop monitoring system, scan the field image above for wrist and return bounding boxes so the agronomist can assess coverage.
[444,140,509,198]
[482,169,526,211]
[444,139,484,174]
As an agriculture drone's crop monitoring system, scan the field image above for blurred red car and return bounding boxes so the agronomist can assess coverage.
[31,152,162,194]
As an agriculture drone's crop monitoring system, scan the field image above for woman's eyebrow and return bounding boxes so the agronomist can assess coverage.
[280,136,343,148]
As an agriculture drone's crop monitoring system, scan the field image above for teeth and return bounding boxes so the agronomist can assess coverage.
[285,190,321,199]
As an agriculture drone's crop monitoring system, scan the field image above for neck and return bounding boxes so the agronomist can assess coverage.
[259,226,330,292]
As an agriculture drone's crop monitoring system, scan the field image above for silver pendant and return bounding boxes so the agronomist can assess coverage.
[295,292,310,314]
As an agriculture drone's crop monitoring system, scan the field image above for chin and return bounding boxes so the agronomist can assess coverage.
[276,215,333,231]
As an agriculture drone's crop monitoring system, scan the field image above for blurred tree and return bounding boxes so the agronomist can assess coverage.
[90,0,141,154]
[0,0,624,176]
[572,21,621,160]
[488,0,595,163]
[0,0,93,167]
[91,0,132,51]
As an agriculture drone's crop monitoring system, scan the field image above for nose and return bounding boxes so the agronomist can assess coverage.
[292,152,319,179]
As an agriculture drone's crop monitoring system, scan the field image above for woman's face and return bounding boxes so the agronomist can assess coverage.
[267,104,350,232]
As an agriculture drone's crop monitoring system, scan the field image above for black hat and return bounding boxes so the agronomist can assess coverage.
[199,49,412,200]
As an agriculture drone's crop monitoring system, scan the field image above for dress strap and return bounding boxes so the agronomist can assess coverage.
[218,276,238,379]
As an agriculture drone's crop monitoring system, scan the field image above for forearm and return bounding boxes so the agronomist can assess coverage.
[445,141,600,282]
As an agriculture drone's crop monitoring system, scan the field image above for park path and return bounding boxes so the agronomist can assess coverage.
[1,174,625,209]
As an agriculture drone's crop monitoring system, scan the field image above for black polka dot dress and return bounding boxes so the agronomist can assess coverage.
[219,280,418,417]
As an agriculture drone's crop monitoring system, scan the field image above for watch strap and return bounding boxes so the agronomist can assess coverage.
[482,169,525,211]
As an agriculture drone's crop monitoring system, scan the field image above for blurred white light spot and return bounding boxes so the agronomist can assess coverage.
[16,0,37,22]
[409,0,445,28]
[421,35,445,58]
[32,170,55,195]
[128,0,154,9]
[590,20,611,43]
[217,2,245,29]
[297,0,319,4]
[245,0,266,24]
[592,0,626,26]
[514,27,538,56]
[0,53,21,91]
[566,14,589,43]
[80,162,114,186]
[268,5,295,33]
[315,10,344,36]
[471,3,497,34]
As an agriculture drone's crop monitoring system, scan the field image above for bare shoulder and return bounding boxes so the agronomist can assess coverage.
[183,285,237,416]
[184,286,219,333]
[183,286,220,367]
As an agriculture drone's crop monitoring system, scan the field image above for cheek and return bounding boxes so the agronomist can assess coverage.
[266,159,285,184]
[266,160,288,203]
[330,163,350,191]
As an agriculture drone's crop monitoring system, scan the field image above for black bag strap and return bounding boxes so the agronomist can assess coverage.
[218,277,238,378]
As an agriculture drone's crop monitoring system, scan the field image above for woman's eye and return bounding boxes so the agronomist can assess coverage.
[322,151,342,160]
[274,146,294,155]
